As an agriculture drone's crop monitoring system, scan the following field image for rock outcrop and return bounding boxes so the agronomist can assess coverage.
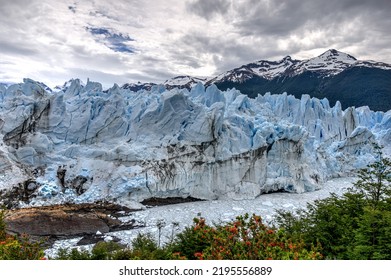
[3,203,137,244]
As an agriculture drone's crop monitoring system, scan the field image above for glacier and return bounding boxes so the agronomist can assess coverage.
[0,78,390,208]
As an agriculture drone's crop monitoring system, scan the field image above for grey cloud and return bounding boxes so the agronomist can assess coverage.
[186,0,231,19]
[164,51,204,70]
[232,0,391,37]
[232,0,308,36]
[0,1,63,58]
[0,0,36,17]
[0,40,39,56]
[70,47,130,71]
[178,32,285,74]
[0,61,15,65]
[181,0,391,72]
[135,68,179,82]
[181,33,220,53]
[0,74,15,81]
[89,10,120,22]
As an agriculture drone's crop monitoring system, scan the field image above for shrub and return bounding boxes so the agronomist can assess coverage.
[128,233,171,260]
[203,214,321,260]
[169,218,214,260]
[55,247,92,260]
[0,210,6,241]
[170,214,322,260]
[0,210,45,260]
[54,234,172,260]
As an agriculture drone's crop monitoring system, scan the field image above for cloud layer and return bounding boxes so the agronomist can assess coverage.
[0,0,390,88]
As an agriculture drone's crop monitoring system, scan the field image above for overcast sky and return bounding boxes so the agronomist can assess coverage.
[1,0,391,88]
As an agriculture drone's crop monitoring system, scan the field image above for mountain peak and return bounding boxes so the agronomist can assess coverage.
[318,49,357,61]
[325,49,340,55]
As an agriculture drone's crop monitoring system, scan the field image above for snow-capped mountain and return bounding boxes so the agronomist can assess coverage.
[293,49,358,75]
[0,78,390,209]
[209,49,390,84]
[120,49,391,111]
[163,75,209,90]
[208,55,299,84]
[209,49,391,111]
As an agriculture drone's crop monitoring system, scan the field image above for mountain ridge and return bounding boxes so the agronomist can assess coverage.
[117,49,391,111]
[207,49,391,111]
[210,49,390,82]
[120,49,390,89]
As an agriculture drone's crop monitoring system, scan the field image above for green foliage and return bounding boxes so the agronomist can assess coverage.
[0,234,45,260]
[0,210,45,260]
[350,207,391,259]
[91,241,123,260]
[169,218,215,260]
[54,234,172,260]
[353,144,391,209]
[128,233,171,260]
[56,247,93,260]
[275,192,366,259]
[205,214,321,260]
[0,210,6,241]
[275,146,391,259]
[170,214,322,260]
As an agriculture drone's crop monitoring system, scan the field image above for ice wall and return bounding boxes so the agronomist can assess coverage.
[0,79,389,206]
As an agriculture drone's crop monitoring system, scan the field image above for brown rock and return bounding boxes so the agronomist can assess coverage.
[3,204,118,237]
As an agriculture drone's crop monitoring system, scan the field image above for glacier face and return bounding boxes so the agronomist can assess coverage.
[0,78,390,207]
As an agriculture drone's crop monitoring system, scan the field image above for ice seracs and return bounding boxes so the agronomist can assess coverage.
[0,78,390,207]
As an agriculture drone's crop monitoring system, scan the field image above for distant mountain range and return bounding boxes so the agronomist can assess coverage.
[122,49,391,111]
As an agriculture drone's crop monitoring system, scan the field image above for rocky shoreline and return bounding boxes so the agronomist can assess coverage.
[3,203,140,247]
